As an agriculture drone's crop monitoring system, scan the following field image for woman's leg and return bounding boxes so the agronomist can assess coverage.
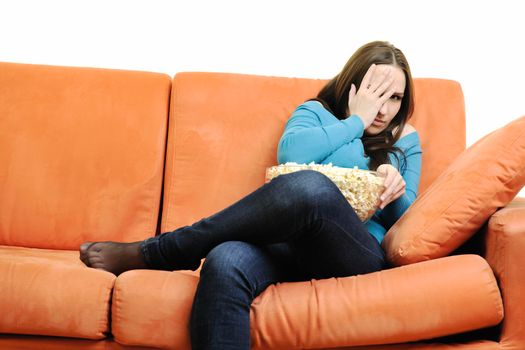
[142,169,384,272]
[81,170,384,274]
[190,241,299,350]
[190,217,385,350]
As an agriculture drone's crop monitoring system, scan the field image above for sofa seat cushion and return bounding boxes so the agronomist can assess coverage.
[111,255,502,350]
[111,270,199,349]
[0,245,115,339]
[251,254,503,349]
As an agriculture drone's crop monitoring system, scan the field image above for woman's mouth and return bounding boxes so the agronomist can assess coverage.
[372,119,385,127]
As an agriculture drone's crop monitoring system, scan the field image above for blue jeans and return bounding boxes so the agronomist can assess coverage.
[140,170,386,350]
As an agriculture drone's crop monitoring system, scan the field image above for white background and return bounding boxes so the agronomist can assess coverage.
[2,0,524,195]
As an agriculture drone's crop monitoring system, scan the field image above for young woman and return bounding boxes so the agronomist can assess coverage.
[80,41,422,350]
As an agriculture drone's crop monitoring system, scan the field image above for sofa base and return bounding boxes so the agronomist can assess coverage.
[0,334,501,350]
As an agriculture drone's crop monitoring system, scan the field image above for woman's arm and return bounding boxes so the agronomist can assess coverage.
[379,132,422,228]
[277,102,365,164]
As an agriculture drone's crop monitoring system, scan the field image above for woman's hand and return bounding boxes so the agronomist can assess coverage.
[347,64,396,128]
[376,164,405,209]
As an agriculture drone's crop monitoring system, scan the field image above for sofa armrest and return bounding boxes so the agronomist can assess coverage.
[484,197,525,349]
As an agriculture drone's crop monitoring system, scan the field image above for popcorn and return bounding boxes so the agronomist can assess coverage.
[265,162,385,222]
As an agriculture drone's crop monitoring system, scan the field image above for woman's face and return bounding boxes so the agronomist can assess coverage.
[364,64,406,136]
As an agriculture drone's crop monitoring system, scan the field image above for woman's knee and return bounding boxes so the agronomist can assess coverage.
[201,241,286,297]
[201,241,258,278]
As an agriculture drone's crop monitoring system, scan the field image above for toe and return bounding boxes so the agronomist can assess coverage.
[86,254,103,268]
[80,242,95,254]
[79,242,96,267]
[79,253,90,266]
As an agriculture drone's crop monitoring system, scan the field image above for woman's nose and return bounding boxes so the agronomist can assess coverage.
[379,102,388,115]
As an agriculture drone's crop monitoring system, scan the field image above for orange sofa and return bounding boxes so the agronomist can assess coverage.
[1,62,524,350]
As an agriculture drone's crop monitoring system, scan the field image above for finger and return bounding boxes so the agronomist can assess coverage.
[380,181,394,202]
[375,74,395,97]
[379,195,391,210]
[380,189,402,210]
[348,83,356,103]
[390,178,406,198]
[368,67,391,93]
[393,184,406,200]
[384,170,397,193]
[388,178,406,201]
[381,172,402,201]
[379,84,397,104]
[360,64,376,91]
[391,175,405,192]
[386,185,406,206]
[380,179,404,208]
[379,181,389,200]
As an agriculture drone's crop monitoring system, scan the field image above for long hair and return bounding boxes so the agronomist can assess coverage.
[313,41,414,171]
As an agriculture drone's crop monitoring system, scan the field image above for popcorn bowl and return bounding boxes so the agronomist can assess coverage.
[266,163,386,222]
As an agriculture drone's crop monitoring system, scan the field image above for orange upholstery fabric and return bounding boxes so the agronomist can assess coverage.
[111,270,199,349]
[110,255,502,350]
[0,62,171,249]
[149,72,504,349]
[161,72,324,231]
[0,335,159,350]
[407,79,466,193]
[321,341,500,350]
[0,245,114,339]
[2,63,522,350]
[0,336,500,350]
[250,255,502,350]
[384,116,525,266]
[484,200,525,349]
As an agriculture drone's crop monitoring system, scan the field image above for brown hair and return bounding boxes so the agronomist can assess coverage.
[313,41,414,171]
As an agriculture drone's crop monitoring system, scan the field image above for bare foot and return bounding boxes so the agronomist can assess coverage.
[79,241,147,275]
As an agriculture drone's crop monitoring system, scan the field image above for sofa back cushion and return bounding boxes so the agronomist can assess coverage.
[161,73,465,231]
[0,62,171,249]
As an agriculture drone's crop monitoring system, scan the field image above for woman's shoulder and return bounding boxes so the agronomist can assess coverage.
[292,100,337,121]
[297,100,325,111]
[393,123,420,149]
[399,123,417,139]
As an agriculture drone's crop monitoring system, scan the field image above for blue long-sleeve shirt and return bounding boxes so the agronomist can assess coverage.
[277,101,422,244]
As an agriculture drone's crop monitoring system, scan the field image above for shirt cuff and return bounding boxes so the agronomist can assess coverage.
[343,114,365,139]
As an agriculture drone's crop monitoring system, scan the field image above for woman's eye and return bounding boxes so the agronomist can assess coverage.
[391,95,402,101]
